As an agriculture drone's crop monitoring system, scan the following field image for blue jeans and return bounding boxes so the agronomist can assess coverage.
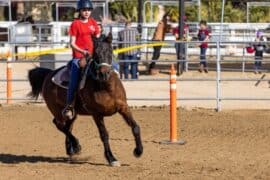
[200,47,207,67]
[112,60,119,72]
[175,43,186,70]
[67,58,80,104]
[123,55,138,79]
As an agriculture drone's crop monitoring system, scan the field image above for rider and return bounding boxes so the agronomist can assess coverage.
[62,0,100,119]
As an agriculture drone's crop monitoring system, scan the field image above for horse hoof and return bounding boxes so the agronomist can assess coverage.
[74,144,82,155]
[68,153,81,161]
[66,145,81,156]
[66,146,75,156]
[110,161,121,167]
[133,147,143,157]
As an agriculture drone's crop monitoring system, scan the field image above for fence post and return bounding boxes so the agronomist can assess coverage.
[185,42,188,72]
[160,64,185,145]
[6,50,12,104]
[242,47,246,73]
[216,42,221,112]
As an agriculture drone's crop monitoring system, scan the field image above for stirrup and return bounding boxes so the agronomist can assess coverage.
[62,105,75,119]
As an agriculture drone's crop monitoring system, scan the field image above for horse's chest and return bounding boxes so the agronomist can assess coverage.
[81,91,116,114]
[94,93,115,106]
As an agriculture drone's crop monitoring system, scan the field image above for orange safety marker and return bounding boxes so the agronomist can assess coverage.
[161,64,185,145]
[170,64,178,142]
[6,50,12,104]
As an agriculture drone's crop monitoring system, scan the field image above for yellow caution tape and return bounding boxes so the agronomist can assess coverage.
[7,42,169,58]
[113,42,168,54]
[16,47,70,58]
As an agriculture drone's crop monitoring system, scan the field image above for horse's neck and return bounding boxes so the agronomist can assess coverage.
[86,76,113,92]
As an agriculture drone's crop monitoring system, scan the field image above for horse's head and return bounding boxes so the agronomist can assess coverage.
[92,33,113,81]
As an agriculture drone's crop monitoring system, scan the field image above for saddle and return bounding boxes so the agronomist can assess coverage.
[51,66,87,90]
[51,67,70,89]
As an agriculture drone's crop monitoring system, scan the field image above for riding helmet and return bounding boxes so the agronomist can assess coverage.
[77,0,94,11]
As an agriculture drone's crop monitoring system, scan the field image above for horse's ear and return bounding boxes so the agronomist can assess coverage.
[104,32,112,44]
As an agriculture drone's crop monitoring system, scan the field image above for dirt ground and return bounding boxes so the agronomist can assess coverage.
[0,104,270,179]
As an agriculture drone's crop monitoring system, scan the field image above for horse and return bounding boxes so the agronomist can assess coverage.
[28,34,143,166]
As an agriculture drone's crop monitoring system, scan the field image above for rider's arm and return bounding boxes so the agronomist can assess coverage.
[203,30,210,42]
[92,20,101,38]
[70,35,88,56]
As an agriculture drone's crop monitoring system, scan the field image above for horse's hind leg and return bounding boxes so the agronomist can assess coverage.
[93,115,120,166]
[53,117,81,156]
[119,106,143,157]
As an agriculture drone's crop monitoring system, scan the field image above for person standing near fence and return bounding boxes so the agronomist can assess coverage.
[198,20,210,73]
[172,16,189,74]
[253,31,266,74]
[148,12,171,75]
[118,20,139,79]
[96,22,106,41]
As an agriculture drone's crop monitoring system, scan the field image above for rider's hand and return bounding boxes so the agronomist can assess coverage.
[82,50,89,57]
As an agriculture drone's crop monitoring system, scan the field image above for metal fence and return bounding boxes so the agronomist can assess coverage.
[0,40,270,111]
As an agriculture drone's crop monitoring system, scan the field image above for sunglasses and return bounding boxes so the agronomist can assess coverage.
[81,8,91,12]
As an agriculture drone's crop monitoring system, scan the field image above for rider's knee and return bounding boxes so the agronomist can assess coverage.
[79,57,87,68]
[71,58,80,69]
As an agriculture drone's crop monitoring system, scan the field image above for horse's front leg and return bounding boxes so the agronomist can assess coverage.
[119,106,143,157]
[93,115,120,166]
[53,117,81,157]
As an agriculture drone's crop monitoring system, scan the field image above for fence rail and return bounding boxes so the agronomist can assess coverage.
[1,41,270,111]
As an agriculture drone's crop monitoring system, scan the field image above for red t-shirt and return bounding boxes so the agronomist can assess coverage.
[198,29,209,48]
[69,18,100,58]
[172,24,189,40]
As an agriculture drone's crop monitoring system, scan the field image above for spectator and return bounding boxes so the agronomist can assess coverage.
[96,22,106,41]
[118,20,139,79]
[148,12,171,75]
[172,16,189,73]
[198,20,210,73]
[253,31,266,74]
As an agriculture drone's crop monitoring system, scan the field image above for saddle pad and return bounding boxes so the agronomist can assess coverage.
[51,67,70,89]
[51,66,87,90]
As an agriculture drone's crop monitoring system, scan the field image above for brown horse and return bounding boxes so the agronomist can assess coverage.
[28,35,143,166]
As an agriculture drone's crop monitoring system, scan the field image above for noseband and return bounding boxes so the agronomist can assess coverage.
[88,60,112,81]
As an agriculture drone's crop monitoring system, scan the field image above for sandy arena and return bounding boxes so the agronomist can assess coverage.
[0,104,270,179]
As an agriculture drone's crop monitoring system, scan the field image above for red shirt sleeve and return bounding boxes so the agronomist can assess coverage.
[205,30,209,36]
[90,19,100,37]
[69,20,78,37]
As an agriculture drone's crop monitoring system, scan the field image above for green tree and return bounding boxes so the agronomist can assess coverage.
[109,0,138,21]
[249,6,270,23]
[201,0,222,22]
[223,2,245,22]
[108,0,270,23]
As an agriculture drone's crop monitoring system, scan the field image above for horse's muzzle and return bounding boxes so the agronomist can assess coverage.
[97,65,111,81]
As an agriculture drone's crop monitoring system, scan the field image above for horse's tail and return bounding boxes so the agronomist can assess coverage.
[28,67,53,99]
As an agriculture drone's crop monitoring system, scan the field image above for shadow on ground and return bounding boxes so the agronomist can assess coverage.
[0,153,112,166]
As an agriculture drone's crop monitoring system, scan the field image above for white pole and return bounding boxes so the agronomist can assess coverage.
[219,0,225,40]
[216,42,221,112]
[216,0,225,112]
